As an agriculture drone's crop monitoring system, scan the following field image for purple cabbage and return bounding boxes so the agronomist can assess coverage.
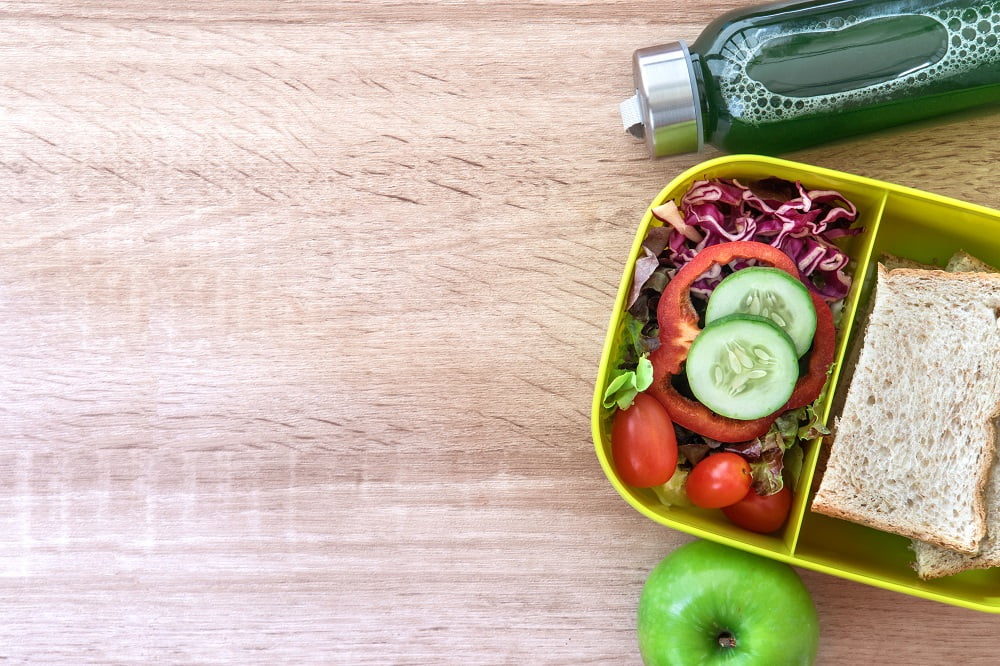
[653,177,862,302]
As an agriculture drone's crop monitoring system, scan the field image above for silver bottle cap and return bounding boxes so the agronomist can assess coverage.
[620,41,704,157]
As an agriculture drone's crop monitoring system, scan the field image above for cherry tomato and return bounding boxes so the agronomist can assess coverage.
[684,452,752,509]
[722,486,793,534]
[611,393,678,488]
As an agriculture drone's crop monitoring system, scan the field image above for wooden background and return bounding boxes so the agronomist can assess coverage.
[2,1,1000,663]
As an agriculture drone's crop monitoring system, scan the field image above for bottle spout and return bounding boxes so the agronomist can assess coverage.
[620,93,646,140]
[623,41,703,156]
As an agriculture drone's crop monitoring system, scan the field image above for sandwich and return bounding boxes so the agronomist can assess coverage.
[812,258,1000,557]
[911,253,1000,578]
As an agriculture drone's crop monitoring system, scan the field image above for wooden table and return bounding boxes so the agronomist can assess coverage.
[3,1,1000,663]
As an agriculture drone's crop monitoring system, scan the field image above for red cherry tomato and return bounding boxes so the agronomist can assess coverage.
[684,452,752,509]
[611,393,678,488]
[722,486,793,534]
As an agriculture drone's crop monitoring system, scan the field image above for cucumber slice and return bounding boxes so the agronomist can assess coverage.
[705,267,817,357]
[686,314,799,420]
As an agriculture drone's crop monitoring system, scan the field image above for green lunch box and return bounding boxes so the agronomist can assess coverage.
[592,153,1000,613]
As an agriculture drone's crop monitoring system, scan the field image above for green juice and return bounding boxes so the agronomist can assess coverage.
[624,0,1000,155]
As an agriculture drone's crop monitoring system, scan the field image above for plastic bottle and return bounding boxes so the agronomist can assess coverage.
[620,0,1000,157]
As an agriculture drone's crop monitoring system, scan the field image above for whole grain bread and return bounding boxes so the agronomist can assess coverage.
[822,253,936,424]
[946,249,997,274]
[911,253,1000,578]
[880,252,936,271]
[911,419,1000,578]
[811,265,1000,554]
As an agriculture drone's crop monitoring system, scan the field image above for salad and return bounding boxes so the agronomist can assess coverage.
[603,176,862,533]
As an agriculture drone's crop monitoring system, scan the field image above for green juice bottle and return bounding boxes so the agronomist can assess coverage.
[620,0,1000,156]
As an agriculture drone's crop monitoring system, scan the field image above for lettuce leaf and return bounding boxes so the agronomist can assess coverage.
[602,314,656,410]
[752,374,833,495]
[749,444,785,497]
[603,356,653,410]
[650,468,692,508]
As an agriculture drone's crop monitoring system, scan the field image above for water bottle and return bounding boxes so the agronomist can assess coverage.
[620,0,1000,156]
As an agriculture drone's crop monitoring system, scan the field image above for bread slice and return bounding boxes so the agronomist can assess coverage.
[821,253,936,425]
[880,252,936,271]
[912,417,1000,577]
[912,253,1000,578]
[811,265,1000,554]
[946,249,998,274]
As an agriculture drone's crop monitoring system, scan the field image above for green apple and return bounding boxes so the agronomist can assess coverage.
[637,539,819,665]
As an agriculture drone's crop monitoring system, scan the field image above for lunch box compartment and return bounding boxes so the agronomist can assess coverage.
[795,509,1000,609]
[873,190,1000,269]
[592,154,1000,612]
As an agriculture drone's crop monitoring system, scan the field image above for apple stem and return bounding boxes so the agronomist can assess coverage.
[718,632,737,649]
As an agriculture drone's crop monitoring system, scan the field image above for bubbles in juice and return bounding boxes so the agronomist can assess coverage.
[717,3,1000,126]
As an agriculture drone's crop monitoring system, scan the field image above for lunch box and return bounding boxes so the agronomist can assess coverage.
[592,154,1000,613]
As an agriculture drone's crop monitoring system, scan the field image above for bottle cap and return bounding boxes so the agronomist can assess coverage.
[619,41,704,157]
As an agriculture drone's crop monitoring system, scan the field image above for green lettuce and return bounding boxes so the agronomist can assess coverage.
[650,468,691,508]
[602,314,657,410]
[752,379,832,495]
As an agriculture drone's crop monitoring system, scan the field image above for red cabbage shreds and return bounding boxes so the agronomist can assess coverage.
[682,179,747,207]
[669,177,862,301]
[651,201,703,242]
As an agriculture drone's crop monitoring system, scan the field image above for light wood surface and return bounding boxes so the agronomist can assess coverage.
[3,1,1000,663]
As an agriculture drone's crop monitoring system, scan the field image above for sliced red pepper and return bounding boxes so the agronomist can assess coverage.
[646,241,834,443]
[786,290,835,409]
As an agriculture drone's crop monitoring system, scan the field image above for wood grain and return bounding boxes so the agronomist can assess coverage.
[1,2,1000,663]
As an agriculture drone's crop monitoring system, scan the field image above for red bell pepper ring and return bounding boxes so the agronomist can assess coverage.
[786,290,835,410]
[646,241,835,443]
